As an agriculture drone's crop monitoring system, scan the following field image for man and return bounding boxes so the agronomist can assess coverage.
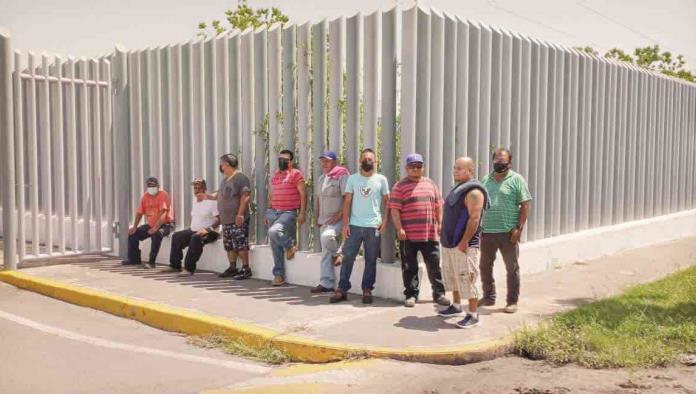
[265,149,307,286]
[203,154,252,280]
[438,157,489,328]
[389,153,450,308]
[161,178,220,276]
[330,148,390,304]
[479,148,532,314]
[122,177,175,268]
[311,151,350,294]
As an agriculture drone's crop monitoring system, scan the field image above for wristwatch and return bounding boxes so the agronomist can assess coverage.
[514,224,523,231]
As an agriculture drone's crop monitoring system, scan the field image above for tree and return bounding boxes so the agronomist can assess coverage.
[198,0,289,38]
[581,44,694,83]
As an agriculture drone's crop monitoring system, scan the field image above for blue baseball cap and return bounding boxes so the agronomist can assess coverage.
[319,151,338,161]
[406,153,424,165]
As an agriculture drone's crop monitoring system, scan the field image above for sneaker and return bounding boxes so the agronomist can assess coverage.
[271,276,286,286]
[404,297,416,308]
[141,262,155,269]
[232,266,253,280]
[218,266,239,278]
[362,290,373,304]
[159,267,181,273]
[478,297,496,307]
[177,270,194,277]
[438,305,464,317]
[504,303,518,314]
[435,295,451,307]
[286,245,298,260]
[455,313,480,329]
[330,290,347,303]
[121,260,140,266]
[310,285,334,294]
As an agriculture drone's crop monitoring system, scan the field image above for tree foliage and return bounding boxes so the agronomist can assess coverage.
[198,0,289,38]
[578,44,694,83]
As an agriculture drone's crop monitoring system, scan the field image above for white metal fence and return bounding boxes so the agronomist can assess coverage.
[2,6,696,269]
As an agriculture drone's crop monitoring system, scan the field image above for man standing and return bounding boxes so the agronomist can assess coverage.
[122,177,175,268]
[438,157,489,329]
[389,153,450,308]
[311,151,350,294]
[203,154,252,280]
[479,148,532,313]
[161,178,220,276]
[266,149,307,286]
[330,148,390,304]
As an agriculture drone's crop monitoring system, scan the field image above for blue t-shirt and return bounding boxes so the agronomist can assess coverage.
[345,173,390,228]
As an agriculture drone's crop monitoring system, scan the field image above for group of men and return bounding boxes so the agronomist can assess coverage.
[120,146,531,329]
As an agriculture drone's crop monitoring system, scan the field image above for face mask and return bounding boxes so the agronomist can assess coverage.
[219,165,225,174]
[147,187,158,196]
[493,162,509,173]
[278,158,290,171]
[361,160,374,172]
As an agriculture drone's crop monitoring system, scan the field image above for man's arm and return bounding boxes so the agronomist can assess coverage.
[341,192,353,238]
[297,180,307,225]
[205,191,219,201]
[518,201,530,229]
[390,208,405,240]
[458,189,484,252]
[379,194,390,233]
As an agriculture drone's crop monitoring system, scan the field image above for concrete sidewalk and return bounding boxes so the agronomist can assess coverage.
[3,236,696,362]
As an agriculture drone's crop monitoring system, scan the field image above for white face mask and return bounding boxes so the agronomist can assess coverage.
[147,187,158,196]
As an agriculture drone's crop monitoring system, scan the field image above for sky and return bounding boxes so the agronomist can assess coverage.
[1,0,695,71]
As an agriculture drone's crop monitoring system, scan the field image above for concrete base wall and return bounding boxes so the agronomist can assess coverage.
[122,209,696,301]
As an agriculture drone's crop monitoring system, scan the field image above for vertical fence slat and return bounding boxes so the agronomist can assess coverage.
[501,31,513,148]
[90,60,104,251]
[400,7,417,160]
[27,53,40,256]
[13,51,26,260]
[489,28,502,148]
[429,9,444,187]
[296,23,311,251]
[454,18,468,161]
[380,7,397,264]
[346,12,362,171]
[362,12,377,157]
[40,55,53,254]
[229,34,242,153]
[0,32,17,267]
[282,25,296,152]
[79,59,92,251]
[102,59,114,248]
[268,25,282,174]
[53,56,66,253]
[586,56,601,229]
[65,58,80,252]
[311,20,327,251]
[518,36,532,241]
[415,7,431,171]
[442,13,457,192]
[253,29,268,243]
[328,17,345,155]
[240,31,254,185]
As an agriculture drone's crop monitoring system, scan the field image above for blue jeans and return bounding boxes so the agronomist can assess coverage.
[266,209,297,277]
[319,222,342,289]
[338,225,381,292]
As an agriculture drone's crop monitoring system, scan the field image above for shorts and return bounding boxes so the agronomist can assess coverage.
[222,220,250,252]
[442,247,481,300]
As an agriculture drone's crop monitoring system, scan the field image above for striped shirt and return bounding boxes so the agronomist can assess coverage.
[481,170,532,233]
[388,177,443,242]
[270,168,305,211]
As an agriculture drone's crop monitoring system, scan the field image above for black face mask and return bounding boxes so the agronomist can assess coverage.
[493,162,510,173]
[278,158,290,171]
[361,160,375,172]
[219,165,225,174]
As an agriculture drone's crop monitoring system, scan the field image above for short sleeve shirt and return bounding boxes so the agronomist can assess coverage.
[481,170,532,233]
[137,190,174,228]
[190,200,219,231]
[218,172,251,225]
[317,173,349,225]
[270,168,305,211]
[388,177,443,242]
[345,173,390,228]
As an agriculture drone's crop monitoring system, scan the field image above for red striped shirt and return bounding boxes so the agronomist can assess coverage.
[388,177,443,242]
[270,168,305,211]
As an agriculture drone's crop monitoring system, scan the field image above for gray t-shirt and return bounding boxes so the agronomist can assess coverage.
[317,173,348,225]
[217,172,251,225]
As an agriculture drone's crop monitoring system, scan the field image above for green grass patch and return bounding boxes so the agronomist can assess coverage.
[188,334,290,365]
[514,265,696,368]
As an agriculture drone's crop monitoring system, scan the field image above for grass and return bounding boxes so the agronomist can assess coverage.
[514,265,696,368]
[187,333,290,365]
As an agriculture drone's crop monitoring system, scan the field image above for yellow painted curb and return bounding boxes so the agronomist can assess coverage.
[0,270,513,364]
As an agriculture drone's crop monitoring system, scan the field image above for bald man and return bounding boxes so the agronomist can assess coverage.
[438,157,489,329]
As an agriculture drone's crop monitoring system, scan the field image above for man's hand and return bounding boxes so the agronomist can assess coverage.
[342,225,351,239]
[196,228,209,237]
[128,225,137,235]
[397,228,407,240]
[457,242,468,254]
[378,222,388,234]
[235,215,244,227]
[147,226,159,235]
[510,228,521,244]
[326,213,341,225]
[298,211,306,225]
[196,193,206,202]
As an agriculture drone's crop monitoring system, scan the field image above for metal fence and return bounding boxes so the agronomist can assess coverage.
[2,6,696,269]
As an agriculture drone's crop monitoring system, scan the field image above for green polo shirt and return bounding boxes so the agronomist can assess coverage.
[481,170,532,233]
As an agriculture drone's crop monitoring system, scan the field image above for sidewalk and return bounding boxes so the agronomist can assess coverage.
[2,236,695,363]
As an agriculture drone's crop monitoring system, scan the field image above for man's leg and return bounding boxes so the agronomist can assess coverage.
[267,210,297,278]
[319,223,341,289]
[127,225,151,263]
[399,240,420,300]
[500,234,521,306]
[183,233,205,273]
[148,224,173,264]
[169,229,193,270]
[422,241,447,302]
[230,218,252,279]
[361,227,380,292]
[337,226,363,294]
[479,233,500,303]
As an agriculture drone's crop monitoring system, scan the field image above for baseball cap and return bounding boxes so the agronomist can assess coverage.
[145,176,159,186]
[319,151,338,161]
[406,153,424,165]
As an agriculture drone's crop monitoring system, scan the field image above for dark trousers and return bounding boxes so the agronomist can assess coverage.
[480,232,520,304]
[169,229,219,272]
[399,240,446,300]
[127,223,173,264]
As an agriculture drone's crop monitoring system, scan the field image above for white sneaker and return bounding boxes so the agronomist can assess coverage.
[404,297,416,307]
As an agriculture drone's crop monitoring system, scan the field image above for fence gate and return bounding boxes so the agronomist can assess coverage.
[1,32,115,268]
